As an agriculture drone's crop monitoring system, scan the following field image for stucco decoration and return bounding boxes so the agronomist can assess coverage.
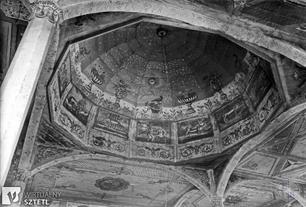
[48,19,283,162]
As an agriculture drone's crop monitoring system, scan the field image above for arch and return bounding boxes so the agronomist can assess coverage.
[174,189,200,207]
[58,0,306,67]
[216,102,306,198]
[29,153,213,198]
[224,179,306,207]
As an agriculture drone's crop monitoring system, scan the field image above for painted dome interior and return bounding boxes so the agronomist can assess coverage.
[77,21,246,107]
[3,0,306,206]
[48,19,281,162]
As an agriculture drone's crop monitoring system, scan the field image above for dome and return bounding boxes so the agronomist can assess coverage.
[76,22,246,109]
[48,19,280,162]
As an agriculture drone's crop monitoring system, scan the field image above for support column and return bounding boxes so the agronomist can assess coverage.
[0,17,54,189]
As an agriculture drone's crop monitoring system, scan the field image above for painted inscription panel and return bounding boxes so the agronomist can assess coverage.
[177,116,213,144]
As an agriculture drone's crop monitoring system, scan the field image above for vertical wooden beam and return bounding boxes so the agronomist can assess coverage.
[0,17,54,189]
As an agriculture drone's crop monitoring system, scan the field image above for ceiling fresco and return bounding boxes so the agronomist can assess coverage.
[3,1,306,206]
[48,20,284,162]
[28,159,192,207]
[71,21,248,109]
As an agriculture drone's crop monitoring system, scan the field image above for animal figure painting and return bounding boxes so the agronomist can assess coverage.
[178,116,213,143]
[94,108,130,139]
[145,96,163,113]
[213,97,250,131]
[136,121,171,144]
[63,87,93,125]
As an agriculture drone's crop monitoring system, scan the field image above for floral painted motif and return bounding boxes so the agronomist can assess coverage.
[221,117,258,148]
[178,142,215,159]
[92,135,127,153]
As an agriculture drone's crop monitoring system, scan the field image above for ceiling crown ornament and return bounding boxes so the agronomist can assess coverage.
[0,0,32,21]
[30,0,62,23]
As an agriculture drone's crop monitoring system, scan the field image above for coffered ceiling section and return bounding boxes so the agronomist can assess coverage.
[48,19,283,162]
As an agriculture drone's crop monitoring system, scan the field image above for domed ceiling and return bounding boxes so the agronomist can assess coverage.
[77,22,244,108]
[48,19,283,162]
